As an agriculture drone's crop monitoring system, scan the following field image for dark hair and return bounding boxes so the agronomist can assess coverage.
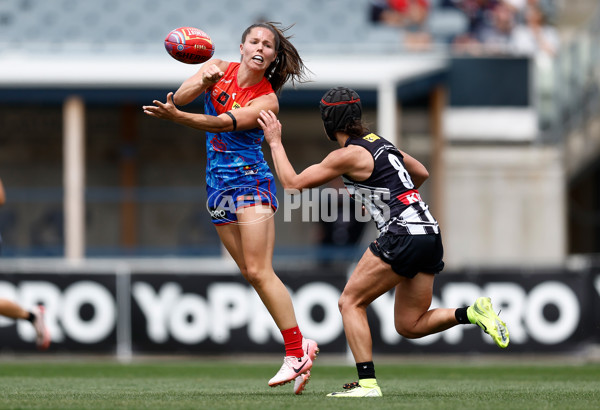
[344,119,370,139]
[241,22,309,94]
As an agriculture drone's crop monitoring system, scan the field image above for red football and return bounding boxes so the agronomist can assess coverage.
[164,27,215,64]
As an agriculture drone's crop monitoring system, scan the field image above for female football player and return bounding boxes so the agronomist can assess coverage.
[0,299,50,350]
[258,87,509,398]
[143,22,317,394]
[0,177,51,350]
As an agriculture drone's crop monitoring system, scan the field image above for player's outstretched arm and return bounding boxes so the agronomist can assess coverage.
[259,110,358,191]
[144,92,278,133]
[143,92,233,132]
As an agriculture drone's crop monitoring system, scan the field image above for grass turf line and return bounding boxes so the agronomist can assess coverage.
[0,361,598,409]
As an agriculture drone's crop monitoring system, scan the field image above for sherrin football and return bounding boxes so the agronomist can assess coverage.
[164,27,214,64]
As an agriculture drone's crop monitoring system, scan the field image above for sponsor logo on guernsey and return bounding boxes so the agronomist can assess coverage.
[209,208,227,220]
[397,189,421,205]
[232,102,241,109]
[363,133,380,142]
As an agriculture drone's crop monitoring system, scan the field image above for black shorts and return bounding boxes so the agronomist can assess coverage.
[369,232,444,278]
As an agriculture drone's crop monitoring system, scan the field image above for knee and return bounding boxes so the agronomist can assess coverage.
[337,295,345,314]
[394,319,420,339]
[337,292,364,316]
[241,266,262,287]
[237,265,250,280]
[242,264,276,290]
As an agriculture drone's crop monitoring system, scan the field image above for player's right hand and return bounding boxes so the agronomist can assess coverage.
[202,64,224,85]
[258,110,282,146]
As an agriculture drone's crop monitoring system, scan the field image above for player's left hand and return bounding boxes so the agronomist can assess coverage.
[143,92,179,120]
[258,110,282,145]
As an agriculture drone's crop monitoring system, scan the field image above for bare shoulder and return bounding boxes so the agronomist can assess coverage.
[342,144,372,162]
[326,144,369,160]
[323,144,373,177]
[334,144,373,181]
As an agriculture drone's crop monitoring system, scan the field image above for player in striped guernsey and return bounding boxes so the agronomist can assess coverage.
[259,87,509,398]
[340,134,439,237]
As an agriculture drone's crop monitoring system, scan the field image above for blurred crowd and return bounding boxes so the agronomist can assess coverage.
[370,0,560,56]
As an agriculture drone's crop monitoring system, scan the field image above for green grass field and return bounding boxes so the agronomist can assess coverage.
[0,358,598,409]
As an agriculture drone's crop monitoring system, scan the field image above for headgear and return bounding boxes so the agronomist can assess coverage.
[319,87,362,141]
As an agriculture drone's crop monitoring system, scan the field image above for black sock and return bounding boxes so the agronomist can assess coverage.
[356,361,376,379]
[26,312,35,323]
[455,307,471,324]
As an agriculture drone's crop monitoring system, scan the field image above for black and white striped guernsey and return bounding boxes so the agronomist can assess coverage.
[343,133,439,236]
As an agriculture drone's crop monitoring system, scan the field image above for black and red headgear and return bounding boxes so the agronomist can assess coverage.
[319,87,362,141]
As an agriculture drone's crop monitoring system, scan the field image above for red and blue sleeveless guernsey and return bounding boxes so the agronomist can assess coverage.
[204,62,275,189]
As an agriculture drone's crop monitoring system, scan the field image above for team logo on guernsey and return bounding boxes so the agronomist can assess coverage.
[215,91,230,106]
[363,133,380,142]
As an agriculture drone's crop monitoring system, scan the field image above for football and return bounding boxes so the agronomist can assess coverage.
[164,27,215,64]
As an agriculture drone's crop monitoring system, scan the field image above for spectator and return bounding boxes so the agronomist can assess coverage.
[451,0,501,54]
[479,0,517,53]
[452,0,558,55]
[371,0,429,28]
[510,0,559,56]
[455,0,500,40]
[503,0,528,15]
[370,0,433,50]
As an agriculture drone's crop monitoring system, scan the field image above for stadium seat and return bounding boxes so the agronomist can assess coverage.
[426,9,468,43]
[0,0,467,56]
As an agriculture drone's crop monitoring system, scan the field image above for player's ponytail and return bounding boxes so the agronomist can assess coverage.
[344,119,370,139]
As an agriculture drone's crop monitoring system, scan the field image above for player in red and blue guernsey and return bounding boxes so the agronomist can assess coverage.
[203,61,274,192]
[143,22,318,394]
